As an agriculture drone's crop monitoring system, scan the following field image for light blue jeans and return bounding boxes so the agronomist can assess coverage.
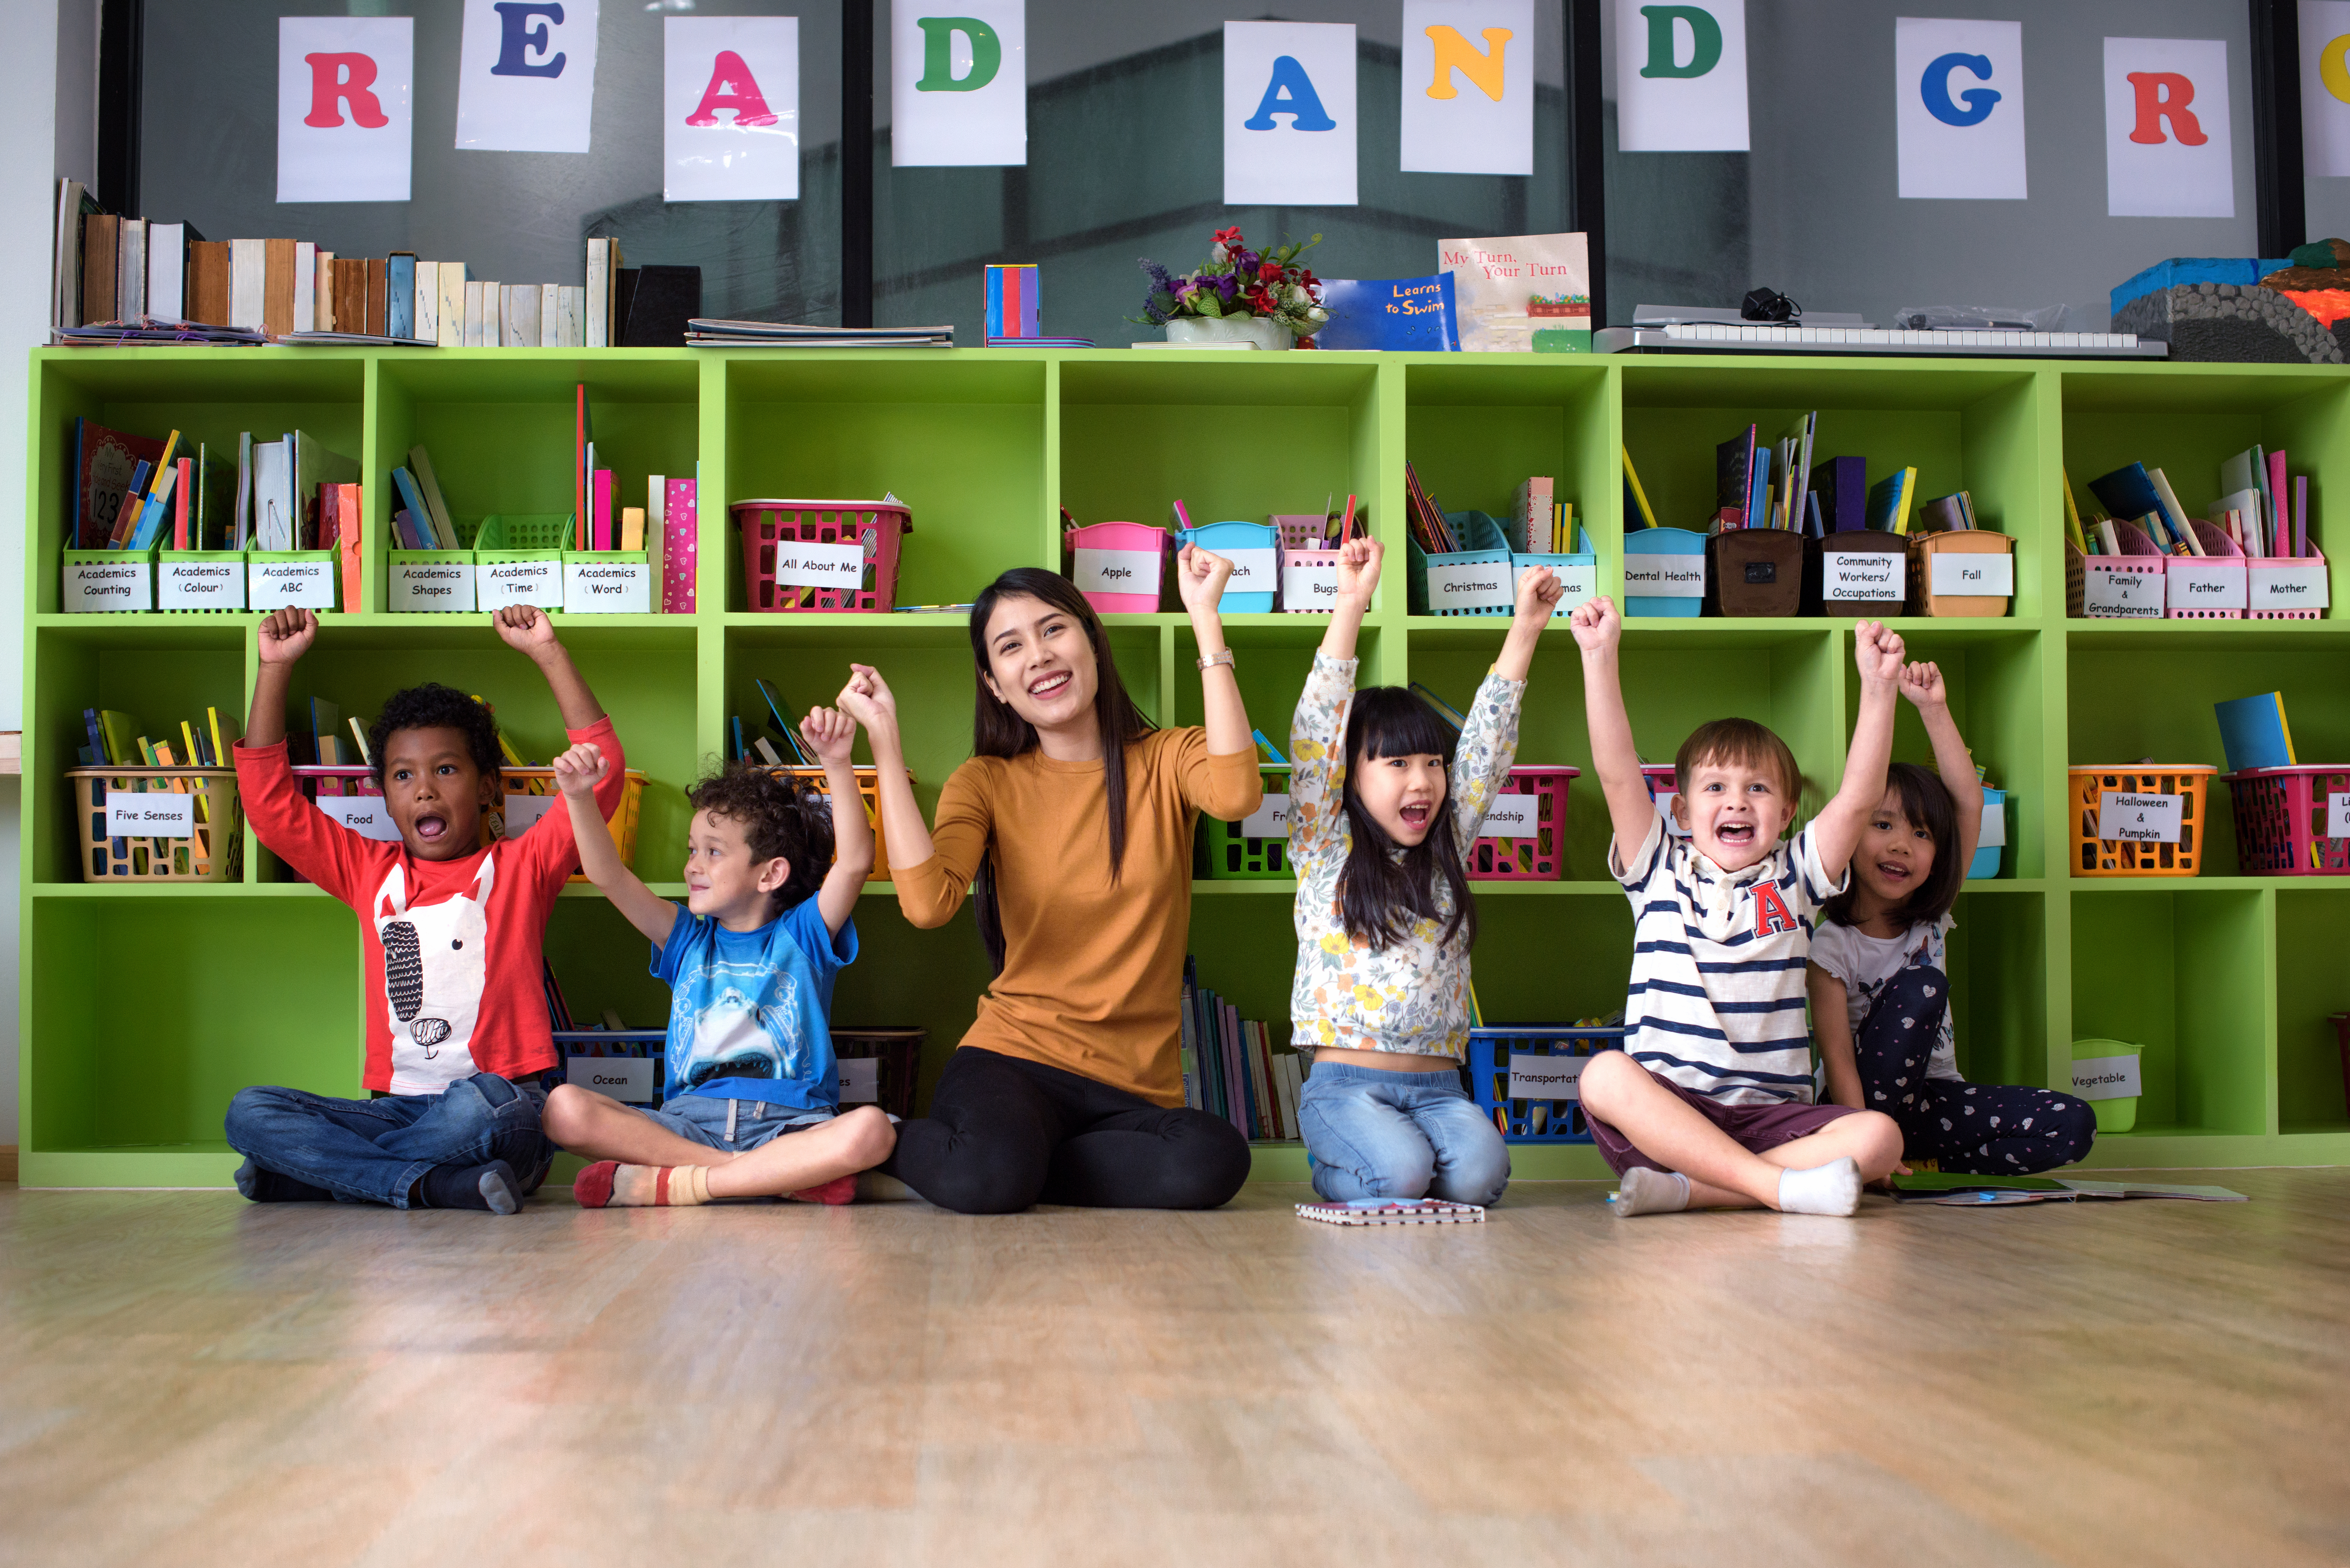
[1297,1061,1511,1206]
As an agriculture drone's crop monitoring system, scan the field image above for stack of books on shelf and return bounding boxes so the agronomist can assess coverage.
[2073,450,2318,559]
[51,182,678,348]
[1181,958,1305,1142]
[684,319,953,348]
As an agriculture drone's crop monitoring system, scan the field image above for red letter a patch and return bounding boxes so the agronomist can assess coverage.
[1752,882,1797,938]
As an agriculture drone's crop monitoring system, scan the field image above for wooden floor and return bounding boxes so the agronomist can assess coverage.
[2,1173,2346,1568]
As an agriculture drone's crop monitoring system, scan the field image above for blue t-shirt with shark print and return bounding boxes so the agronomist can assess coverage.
[652,898,857,1113]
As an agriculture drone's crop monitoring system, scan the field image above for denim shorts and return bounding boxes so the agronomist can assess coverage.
[635,1095,832,1153]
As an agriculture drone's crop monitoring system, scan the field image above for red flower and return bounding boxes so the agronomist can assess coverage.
[1213,226,1244,247]
[1258,261,1283,282]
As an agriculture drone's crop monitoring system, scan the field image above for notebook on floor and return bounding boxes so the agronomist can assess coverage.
[1295,1198,1486,1225]
[1893,1173,2246,1205]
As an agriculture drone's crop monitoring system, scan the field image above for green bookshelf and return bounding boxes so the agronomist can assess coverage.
[21,347,2350,1189]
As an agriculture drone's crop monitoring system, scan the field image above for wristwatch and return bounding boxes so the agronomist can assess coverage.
[1197,648,1236,672]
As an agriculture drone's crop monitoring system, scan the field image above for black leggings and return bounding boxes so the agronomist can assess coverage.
[1857,965,2097,1175]
[893,1047,1253,1215]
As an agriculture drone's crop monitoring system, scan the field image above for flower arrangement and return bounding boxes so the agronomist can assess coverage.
[1134,226,1330,338]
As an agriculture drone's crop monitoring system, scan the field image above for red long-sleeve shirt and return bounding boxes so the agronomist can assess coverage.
[235,718,626,1094]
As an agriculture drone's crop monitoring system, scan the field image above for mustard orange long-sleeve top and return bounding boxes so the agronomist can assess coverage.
[893,729,1263,1106]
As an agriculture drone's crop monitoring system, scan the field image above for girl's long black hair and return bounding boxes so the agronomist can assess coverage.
[1336,686,1477,953]
[1821,761,1965,930]
[966,568,1157,972]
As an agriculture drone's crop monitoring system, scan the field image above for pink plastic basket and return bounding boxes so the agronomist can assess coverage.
[1061,521,1169,613]
[2248,545,2329,620]
[2167,520,2246,620]
[1467,766,1578,881]
[733,499,911,613]
[2224,766,2350,875]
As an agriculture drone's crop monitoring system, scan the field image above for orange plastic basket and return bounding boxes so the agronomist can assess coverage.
[763,764,913,883]
[69,767,243,882]
[2068,765,2217,877]
[494,767,646,882]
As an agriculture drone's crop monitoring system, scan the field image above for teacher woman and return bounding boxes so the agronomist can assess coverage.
[836,547,1264,1213]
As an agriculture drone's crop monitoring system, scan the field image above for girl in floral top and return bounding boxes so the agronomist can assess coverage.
[1288,537,1564,1206]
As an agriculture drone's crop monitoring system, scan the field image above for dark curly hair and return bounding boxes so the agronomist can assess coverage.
[369,682,503,786]
[689,758,835,916]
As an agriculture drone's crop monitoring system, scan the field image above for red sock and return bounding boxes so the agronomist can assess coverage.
[574,1160,618,1208]
[788,1174,857,1206]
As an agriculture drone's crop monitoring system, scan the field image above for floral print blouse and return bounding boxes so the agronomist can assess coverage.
[1286,654,1525,1060]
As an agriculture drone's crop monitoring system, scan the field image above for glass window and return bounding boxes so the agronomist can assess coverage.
[875,1,1566,345]
[137,0,845,323]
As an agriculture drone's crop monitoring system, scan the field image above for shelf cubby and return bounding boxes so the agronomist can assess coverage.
[2275,889,2350,1135]
[2069,886,2270,1139]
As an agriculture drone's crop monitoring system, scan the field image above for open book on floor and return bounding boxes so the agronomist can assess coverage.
[1295,1198,1486,1225]
[1893,1173,2247,1206]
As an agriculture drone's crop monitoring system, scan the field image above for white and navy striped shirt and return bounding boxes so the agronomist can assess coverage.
[1611,816,1846,1106]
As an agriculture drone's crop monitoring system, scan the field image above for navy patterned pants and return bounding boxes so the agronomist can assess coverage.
[1856,966,2096,1174]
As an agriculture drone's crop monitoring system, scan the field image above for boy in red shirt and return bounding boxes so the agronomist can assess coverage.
[223,605,627,1213]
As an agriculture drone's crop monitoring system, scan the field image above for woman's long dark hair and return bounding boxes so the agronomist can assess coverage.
[1336,687,1477,953]
[1822,761,1965,930]
[966,568,1157,971]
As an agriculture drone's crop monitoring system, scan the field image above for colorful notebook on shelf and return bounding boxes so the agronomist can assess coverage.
[2214,692,2295,772]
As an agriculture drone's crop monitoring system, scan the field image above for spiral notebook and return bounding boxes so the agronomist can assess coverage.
[1295,1198,1486,1226]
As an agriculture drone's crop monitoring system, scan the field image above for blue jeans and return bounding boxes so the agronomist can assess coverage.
[635,1094,832,1152]
[1297,1062,1511,1206]
[224,1073,547,1209]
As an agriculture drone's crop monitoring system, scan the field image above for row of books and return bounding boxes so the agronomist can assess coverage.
[728,678,832,766]
[1511,476,1577,554]
[2071,453,2318,558]
[1181,957,1305,1142]
[51,182,675,348]
[80,705,236,772]
[72,418,358,555]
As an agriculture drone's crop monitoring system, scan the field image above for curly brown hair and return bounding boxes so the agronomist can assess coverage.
[687,759,835,917]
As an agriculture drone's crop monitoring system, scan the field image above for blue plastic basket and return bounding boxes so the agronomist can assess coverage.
[1967,787,2007,879]
[552,1029,668,1103]
[1514,526,1599,602]
[1467,1024,1631,1142]
[1408,510,1517,617]
[1624,526,1707,618]
[1176,520,1281,612]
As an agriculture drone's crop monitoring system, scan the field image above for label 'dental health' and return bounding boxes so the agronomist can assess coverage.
[2071,1053,2143,1102]
[1622,554,1705,598]
[319,795,401,841]
[1823,549,1902,601]
[1240,793,1293,840]
[565,1053,656,1104]
[839,1056,880,1104]
[2081,565,2163,618]
[107,791,195,837]
[1929,551,2013,598]
[1509,1051,1588,1101]
[770,539,867,590]
[63,559,152,613]
[1073,547,1162,596]
[2097,791,2183,843]
[2165,559,2246,611]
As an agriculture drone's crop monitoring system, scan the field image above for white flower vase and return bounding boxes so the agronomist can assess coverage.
[1164,315,1294,351]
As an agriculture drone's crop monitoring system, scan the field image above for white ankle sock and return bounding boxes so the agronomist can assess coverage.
[1613,1166,1691,1216]
[1777,1157,1862,1216]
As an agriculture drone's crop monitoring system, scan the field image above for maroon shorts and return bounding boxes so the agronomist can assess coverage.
[1587,1069,1858,1176]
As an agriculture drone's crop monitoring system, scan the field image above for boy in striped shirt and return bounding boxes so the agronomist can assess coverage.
[1569,597,1906,1217]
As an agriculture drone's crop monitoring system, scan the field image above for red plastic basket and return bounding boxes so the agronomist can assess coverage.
[1466,766,1578,880]
[733,499,912,613]
[2224,766,2350,875]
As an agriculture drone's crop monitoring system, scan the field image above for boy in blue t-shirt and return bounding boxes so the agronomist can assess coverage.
[543,704,895,1206]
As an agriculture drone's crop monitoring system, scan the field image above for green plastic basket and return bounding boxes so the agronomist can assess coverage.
[473,513,575,550]
[1198,766,1292,879]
